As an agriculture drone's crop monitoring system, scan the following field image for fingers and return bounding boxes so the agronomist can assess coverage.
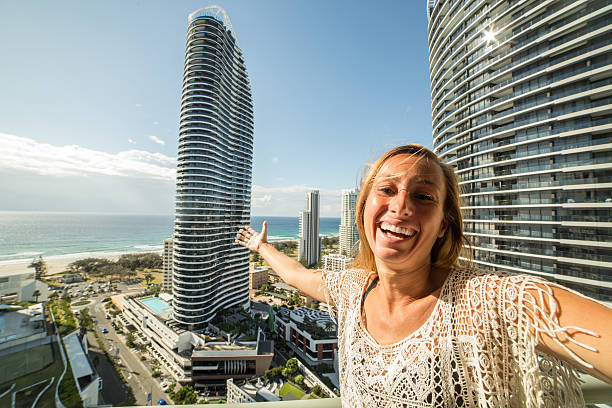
[262,220,268,237]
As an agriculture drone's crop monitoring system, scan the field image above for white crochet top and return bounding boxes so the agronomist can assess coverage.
[321,265,596,407]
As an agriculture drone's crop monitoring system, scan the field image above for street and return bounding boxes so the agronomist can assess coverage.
[83,294,170,406]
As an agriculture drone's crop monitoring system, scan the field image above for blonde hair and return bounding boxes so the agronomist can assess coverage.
[353,144,470,273]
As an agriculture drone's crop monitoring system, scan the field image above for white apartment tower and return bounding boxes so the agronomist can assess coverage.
[339,189,359,257]
[427,0,612,300]
[162,237,173,293]
[173,6,254,328]
[298,190,321,267]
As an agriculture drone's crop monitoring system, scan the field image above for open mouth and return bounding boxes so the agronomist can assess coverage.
[378,221,417,240]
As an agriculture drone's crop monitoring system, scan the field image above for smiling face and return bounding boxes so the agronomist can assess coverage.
[363,154,448,271]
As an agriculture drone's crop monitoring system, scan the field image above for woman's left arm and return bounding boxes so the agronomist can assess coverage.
[529,283,612,384]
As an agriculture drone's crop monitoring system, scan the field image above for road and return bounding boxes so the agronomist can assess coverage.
[84,294,170,406]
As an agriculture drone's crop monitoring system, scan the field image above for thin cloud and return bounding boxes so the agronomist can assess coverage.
[0,133,176,181]
[251,185,342,217]
[148,135,165,145]
[135,103,142,108]
[153,121,159,125]
[128,138,136,144]
[272,157,279,164]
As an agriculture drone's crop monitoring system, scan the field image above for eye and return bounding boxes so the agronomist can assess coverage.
[377,186,395,195]
[416,193,434,201]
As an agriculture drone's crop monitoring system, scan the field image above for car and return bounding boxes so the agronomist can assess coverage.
[105,314,111,319]
[160,381,169,391]
[157,399,167,405]
[102,328,108,334]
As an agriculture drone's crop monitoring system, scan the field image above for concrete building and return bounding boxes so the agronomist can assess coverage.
[173,5,254,329]
[162,237,173,293]
[298,190,321,267]
[63,332,101,407]
[119,294,272,392]
[249,267,269,292]
[339,189,359,256]
[322,254,353,272]
[0,269,48,303]
[274,306,337,365]
[427,0,612,300]
[0,303,47,351]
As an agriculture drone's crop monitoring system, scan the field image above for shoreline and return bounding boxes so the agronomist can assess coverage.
[0,249,163,276]
[0,234,338,276]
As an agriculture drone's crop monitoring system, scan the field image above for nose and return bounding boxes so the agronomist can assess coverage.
[389,189,413,216]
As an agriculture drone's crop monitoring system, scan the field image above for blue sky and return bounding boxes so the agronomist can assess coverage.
[0,0,432,217]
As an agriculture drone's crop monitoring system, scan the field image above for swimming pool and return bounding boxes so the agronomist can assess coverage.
[140,297,171,315]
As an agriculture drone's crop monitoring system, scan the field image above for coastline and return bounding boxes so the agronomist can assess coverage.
[0,249,162,276]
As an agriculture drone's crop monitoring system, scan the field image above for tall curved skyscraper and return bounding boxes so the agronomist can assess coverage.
[427,0,612,300]
[173,6,253,329]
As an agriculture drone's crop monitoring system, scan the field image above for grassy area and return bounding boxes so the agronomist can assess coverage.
[49,300,78,336]
[0,344,55,383]
[0,341,69,408]
[279,382,306,399]
[71,300,89,307]
[58,357,83,408]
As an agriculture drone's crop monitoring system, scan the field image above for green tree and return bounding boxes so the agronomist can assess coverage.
[143,272,154,286]
[283,358,298,378]
[264,366,284,381]
[29,256,47,280]
[311,384,323,397]
[31,289,41,303]
[172,385,197,405]
[294,374,305,387]
[126,332,135,348]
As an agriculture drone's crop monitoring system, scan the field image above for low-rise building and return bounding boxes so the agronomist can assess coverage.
[0,269,48,303]
[119,294,273,392]
[322,254,353,272]
[249,267,269,292]
[0,303,47,351]
[64,331,101,407]
[274,306,337,364]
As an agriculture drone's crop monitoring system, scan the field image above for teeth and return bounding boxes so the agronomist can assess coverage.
[380,222,416,237]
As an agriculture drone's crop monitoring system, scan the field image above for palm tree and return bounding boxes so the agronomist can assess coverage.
[29,256,47,280]
[144,272,154,287]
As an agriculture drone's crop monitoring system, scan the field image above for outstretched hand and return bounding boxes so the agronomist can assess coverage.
[236,221,268,252]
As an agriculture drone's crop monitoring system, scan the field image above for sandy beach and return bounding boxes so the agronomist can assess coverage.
[0,253,122,276]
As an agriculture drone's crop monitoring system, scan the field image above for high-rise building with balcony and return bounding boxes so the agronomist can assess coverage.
[339,189,359,257]
[162,237,174,293]
[298,190,321,267]
[427,0,612,300]
[173,6,254,329]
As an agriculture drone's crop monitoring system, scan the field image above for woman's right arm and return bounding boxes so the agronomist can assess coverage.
[236,221,328,303]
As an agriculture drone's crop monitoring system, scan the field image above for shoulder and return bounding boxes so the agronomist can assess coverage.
[321,268,370,292]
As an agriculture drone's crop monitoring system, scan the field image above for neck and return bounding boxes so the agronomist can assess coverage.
[373,260,445,310]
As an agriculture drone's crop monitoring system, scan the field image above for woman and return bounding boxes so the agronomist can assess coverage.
[236,144,611,407]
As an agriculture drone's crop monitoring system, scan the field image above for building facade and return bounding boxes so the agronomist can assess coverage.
[173,5,254,329]
[427,0,612,300]
[162,237,173,293]
[298,190,321,267]
[339,189,359,257]
[322,253,353,272]
[0,269,48,303]
[274,306,337,364]
[249,267,269,292]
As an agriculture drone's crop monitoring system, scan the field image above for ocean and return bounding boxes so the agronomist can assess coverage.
[0,212,340,264]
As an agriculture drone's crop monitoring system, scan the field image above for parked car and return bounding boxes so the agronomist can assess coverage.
[102,328,108,334]
[157,399,167,405]
[105,314,111,320]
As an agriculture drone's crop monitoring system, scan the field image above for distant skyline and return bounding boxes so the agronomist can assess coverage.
[0,1,432,217]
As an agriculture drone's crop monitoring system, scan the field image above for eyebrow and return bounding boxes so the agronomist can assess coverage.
[374,175,442,191]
